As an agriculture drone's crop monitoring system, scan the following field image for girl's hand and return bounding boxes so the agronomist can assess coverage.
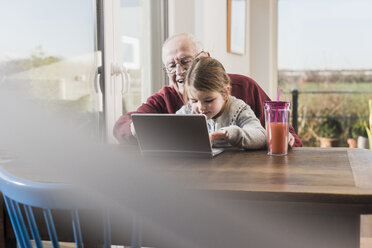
[210,130,228,144]
[130,121,137,137]
[288,132,295,147]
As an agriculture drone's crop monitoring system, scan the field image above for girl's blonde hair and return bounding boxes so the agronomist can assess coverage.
[184,57,230,102]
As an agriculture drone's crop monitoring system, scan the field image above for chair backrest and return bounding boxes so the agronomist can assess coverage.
[0,167,139,248]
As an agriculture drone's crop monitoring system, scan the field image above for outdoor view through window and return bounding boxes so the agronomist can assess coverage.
[0,0,102,139]
[278,0,372,147]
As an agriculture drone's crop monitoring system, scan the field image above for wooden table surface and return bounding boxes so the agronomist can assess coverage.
[142,147,372,206]
[2,147,372,203]
[1,147,372,248]
[144,147,372,248]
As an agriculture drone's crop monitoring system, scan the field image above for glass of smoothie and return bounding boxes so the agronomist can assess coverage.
[264,101,291,156]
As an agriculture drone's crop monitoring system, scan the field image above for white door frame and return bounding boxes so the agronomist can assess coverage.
[103,0,124,143]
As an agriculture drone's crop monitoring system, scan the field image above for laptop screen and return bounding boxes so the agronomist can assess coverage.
[132,114,212,153]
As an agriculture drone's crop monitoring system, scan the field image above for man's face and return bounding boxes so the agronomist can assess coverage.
[162,37,200,95]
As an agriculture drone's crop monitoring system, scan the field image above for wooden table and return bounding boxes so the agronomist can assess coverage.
[156,147,372,248]
[1,147,372,248]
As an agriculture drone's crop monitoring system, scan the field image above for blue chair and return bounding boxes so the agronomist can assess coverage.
[0,167,141,248]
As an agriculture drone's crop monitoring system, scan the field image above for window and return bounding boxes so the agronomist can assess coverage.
[0,0,102,138]
[120,0,167,114]
[0,0,167,143]
[278,0,372,146]
[103,0,167,143]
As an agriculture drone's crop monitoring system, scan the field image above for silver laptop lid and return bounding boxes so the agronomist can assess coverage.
[132,114,216,156]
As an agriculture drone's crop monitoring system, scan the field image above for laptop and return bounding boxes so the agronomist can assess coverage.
[131,114,224,158]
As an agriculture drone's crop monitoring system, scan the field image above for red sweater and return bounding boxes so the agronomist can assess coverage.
[113,74,302,147]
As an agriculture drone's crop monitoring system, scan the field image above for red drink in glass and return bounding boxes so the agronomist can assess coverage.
[268,123,288,154]
[264,101,291,156]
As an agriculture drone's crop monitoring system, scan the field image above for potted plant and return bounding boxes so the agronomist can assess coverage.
[365,99,372,150]
[316,117,343,147]
[366,99,372,150]
[347,126,357,148]
[351,120,369,149]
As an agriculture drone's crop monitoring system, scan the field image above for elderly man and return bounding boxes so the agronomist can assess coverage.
[113,33,302,147]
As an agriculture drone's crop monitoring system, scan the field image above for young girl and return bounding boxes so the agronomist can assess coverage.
[176,57,266,149]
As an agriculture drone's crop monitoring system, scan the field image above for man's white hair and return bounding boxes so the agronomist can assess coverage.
[162,33,204,63]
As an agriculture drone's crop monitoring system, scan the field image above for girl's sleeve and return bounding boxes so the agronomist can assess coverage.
[222,106,267,149]
[176,106,186,115]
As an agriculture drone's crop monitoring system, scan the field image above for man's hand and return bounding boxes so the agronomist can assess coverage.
[288,132,295,147]
[130,121,136,137]
[210,130,228,144]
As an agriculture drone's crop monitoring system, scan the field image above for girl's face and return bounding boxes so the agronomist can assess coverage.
[188,86,230,119]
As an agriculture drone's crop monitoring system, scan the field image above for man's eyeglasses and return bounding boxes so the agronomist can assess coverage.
[162,51,204,74]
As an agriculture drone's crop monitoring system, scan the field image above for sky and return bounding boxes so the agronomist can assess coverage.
[1,0,372,71]
[0,0,140,62]
[0,0,95,61]
[278,0,372,70]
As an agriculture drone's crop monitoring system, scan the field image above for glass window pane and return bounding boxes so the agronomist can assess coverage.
[120,0,166,114]
[120,0,143,114]
[0,0,101,137]
[278,0,372,147]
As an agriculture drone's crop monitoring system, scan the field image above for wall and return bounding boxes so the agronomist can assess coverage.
[168,0,195,35]
[167,0,278,99]
[250,0,278,98]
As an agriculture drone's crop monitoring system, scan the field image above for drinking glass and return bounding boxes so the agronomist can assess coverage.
[264,101,291,156]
